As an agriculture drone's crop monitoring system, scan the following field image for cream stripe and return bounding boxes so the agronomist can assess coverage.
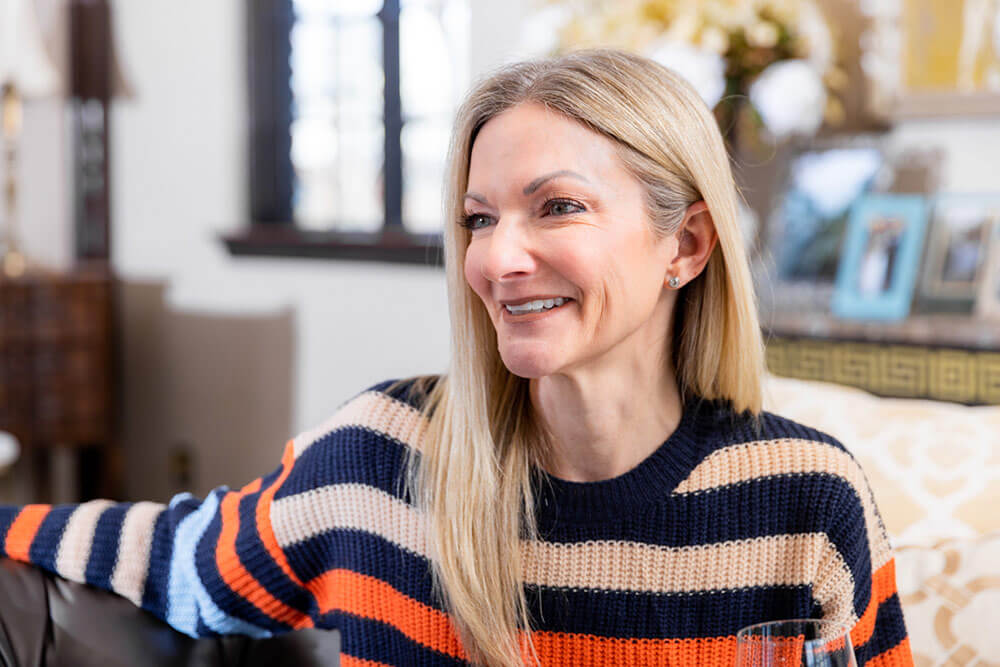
[54,500,116,582]
[293,390,429,459]
[521,533,855,620]
[271,482,857,622]
[272,483,428,557]
[110,501,166,606]
[673,438,893,572]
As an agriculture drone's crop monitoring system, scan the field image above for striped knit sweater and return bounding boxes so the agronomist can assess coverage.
[0,376,911,666]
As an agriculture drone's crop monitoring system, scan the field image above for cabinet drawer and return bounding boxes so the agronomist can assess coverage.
[31,282,109,340]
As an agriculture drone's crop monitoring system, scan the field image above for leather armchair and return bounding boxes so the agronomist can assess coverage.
[0,559,340,667]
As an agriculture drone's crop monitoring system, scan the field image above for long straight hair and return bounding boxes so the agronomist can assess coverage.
[389,48,767,666]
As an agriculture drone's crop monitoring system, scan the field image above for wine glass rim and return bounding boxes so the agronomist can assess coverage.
[736,618,851,638]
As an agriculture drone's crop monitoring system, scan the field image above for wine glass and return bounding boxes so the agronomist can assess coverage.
[734,619,857,667]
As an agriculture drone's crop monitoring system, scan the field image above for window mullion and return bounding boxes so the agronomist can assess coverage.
[380,0,403,230]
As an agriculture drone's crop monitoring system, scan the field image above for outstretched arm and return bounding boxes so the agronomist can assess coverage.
[0,440,316,639]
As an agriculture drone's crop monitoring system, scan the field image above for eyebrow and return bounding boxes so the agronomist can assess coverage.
[463,170,591,205]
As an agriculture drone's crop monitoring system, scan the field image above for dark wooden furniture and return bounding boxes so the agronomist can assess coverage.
[0,265,116,501]
[762,309,1000,405]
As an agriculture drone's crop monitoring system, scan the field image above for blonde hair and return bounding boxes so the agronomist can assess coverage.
[389,48,766,666]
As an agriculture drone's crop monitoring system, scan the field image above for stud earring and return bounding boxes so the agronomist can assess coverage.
[668,276,681,288]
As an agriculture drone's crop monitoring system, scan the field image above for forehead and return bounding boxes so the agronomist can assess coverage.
[468,103,622,184]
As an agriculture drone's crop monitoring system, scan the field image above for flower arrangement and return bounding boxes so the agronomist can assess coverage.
[524,0,848,145]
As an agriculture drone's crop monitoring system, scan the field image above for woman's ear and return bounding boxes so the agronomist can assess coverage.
[666,201,718,286]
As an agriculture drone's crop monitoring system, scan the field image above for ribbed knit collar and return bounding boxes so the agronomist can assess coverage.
[531,393,724,524]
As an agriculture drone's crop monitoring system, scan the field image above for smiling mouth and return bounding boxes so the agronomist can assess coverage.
[503,297,574,315]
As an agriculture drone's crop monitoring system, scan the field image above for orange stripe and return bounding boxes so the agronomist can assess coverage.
[4,505,51,561]
[310,568,468,660]
[339,656,394,667]
[850,558,900,650]
[317,558,902,665]
[866,637,913,667]
[525,632,738,665]
[255,441,310,592]
[215,475,313,630]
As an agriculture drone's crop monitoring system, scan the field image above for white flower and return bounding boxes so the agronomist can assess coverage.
[646,39,727,108]
[746,21,780,49]
[700,25,730,54]
[749,59,827,139]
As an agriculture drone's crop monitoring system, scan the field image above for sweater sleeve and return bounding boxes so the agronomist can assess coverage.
[817,457,913,666]
[0,439,316,639]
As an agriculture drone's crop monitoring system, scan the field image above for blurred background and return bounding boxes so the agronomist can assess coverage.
[3,3,1000,660]
[0,0,998,507]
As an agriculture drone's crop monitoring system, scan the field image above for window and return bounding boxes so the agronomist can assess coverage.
[225,0,469,265]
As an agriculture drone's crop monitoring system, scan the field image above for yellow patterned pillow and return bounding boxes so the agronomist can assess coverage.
[895,532,1000,666]
[762,373,1000,545]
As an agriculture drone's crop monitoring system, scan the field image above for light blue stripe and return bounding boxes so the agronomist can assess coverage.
[165,489,272,638]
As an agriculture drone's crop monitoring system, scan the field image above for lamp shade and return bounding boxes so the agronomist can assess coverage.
[0,0,60,98]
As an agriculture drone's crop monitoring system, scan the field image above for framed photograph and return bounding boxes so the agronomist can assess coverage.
[832,195,930,321]
[762,142,886,288]
[918,194,1000,309]
[976,215,1000,319]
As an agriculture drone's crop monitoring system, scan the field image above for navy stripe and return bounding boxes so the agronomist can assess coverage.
[141,498,197,615]
[234,491,318,617]
[0,506,20,549]
[368,375,439,412]
[274,425,415,503]
[85,503,132,588]
[320,611,466,667]
[195,616,218,639]
[284,529,437,608]
[854,593,908,666]
[754,411,845,451]
[28,505,75,572]
[193,501,291,633]
[538,474,873,620]
[538,472,861,546]
[525,584,817,639]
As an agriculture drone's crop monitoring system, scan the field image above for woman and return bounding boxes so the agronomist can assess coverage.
[0,49,910,666]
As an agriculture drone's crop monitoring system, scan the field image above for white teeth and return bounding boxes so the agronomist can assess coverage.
[505,297,569,314]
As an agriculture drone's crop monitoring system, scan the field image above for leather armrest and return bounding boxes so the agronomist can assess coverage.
[0,559,339,666]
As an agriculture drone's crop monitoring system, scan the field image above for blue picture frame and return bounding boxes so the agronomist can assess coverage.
[832,194,930,321]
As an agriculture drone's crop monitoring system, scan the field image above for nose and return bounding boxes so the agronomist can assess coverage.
[478,216,538,283]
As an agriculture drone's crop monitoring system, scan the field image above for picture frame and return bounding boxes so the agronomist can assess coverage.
[917,194,1000,310]
[759,139,888,291]
[976,215,1000,319]
[831,194,930,321]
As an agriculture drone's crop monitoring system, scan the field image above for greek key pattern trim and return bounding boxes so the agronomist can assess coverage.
[765,338,1000,405]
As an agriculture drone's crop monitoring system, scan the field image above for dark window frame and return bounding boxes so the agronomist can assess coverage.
[222,0,444,266]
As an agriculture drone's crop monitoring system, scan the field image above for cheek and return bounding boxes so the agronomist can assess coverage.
[463,247,489,301]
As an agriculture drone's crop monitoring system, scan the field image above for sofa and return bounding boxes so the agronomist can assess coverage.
[0,557,340,667]
[762,372,1000,666]
[0,372,996,666]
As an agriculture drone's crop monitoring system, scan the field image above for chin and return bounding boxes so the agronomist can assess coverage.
[498,350,562,379]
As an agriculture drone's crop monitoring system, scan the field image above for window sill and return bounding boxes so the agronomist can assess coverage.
[221,225,444,267]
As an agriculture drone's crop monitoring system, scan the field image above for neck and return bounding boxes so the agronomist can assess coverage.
[530,362,684,483]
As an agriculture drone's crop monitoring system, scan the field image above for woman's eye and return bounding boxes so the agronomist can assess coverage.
[547,199,584,216]
[462,214,493,230]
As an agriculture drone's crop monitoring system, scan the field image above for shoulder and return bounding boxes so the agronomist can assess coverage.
[680,403,891,560]
[679,402,873,512]
[274,375,442,503]
[291,375,442,459]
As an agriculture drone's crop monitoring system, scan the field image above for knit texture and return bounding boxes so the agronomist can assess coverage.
[0,376,911,665]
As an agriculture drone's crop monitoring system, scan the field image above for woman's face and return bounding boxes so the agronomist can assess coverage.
[463,102,679,379]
